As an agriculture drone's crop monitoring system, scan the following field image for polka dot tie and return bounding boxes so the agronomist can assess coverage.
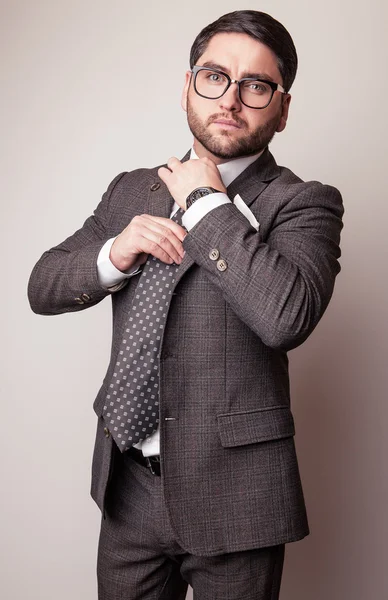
[102,208,185,452]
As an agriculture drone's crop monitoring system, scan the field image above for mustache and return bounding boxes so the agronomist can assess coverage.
[207,114,246,128]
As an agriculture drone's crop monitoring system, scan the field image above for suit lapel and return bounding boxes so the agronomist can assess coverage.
[226,147,280,206]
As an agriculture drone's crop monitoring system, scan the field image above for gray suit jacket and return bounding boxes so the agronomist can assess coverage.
[28,148,344,556]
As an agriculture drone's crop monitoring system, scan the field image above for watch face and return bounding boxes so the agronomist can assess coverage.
[194,188,210,200]
[186,187,218,208]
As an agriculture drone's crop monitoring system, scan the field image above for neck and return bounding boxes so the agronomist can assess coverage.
[192,139,236,165]
[192,139,263,165]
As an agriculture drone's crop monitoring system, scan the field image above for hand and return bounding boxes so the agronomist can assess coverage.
[158,156,226,210]
[110,214,187,272]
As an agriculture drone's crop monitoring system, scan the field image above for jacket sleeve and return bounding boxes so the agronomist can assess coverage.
[27,172,128,315]
[183,181,344,351]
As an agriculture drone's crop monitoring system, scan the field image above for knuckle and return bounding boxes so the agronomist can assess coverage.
[132,215,143,225]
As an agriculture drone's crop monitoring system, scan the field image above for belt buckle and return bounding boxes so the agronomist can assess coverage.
[145,455,160,475]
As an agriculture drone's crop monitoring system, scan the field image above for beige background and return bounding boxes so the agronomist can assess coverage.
[1,0,387,598]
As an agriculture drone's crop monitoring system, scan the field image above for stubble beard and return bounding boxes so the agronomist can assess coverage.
[186,97,282,160]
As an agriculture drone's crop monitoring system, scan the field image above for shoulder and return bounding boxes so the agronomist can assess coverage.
[268,164,343,217]
[106,149,190,193]
[98,164,169,225]
[107,166,160,192]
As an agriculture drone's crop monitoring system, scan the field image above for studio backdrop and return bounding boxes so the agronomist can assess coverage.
[1,1,387,599]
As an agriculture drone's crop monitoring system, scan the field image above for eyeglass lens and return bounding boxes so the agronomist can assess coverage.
[195,69,273,108]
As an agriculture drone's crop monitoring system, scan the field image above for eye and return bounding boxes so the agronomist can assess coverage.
[243,81,270,95]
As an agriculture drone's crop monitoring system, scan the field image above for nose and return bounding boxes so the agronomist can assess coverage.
[218,81,241,112]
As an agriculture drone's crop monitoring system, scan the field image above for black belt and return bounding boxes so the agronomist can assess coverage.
[126,446,161,476]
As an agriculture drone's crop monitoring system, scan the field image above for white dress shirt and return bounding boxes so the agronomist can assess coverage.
[97,147,263,456]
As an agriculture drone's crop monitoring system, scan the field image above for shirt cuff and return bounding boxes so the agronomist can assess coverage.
[97,238,142,289]
[182,193,232,231]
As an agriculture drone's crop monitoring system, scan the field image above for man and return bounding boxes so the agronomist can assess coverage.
[28,10,344,600]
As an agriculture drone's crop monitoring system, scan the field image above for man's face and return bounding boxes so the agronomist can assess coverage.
[181,32,291,163]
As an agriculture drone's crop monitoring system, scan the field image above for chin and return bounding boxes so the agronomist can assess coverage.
[209,148,243,160]
[207,142,245,160]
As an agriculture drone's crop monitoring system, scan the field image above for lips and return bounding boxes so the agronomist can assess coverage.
[212,119,241,129]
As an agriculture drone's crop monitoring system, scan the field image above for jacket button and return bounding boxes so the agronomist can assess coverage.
[81,293,91,302]
[209,248,220,261]
[217,259,228,272]
[103,427,110,438]
[74,297,84,304]
[150,182,160,191]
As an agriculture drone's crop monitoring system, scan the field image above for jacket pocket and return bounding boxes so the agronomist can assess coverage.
[217,405,295,448]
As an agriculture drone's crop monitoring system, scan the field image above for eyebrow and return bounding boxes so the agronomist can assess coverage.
[199,61,276,82]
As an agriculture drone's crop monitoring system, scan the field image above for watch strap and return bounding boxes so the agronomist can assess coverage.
[185,186,224,209]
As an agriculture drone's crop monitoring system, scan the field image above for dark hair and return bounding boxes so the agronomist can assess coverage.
[189,10,298,93]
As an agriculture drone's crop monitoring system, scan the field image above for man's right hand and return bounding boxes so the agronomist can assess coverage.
[109,214,187,273]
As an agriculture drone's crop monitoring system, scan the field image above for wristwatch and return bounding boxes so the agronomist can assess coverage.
[185,186,223,210]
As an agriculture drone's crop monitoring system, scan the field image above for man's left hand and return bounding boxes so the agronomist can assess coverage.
[158,156,227,210]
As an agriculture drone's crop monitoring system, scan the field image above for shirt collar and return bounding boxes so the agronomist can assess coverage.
[190,147,264,188]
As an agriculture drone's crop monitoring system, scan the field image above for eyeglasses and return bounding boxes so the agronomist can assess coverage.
[191,65,286,109]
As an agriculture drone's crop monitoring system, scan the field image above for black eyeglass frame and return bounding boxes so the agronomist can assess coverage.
[191,65,286,109]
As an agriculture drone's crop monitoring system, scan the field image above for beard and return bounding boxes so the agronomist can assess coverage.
[186,96,282,160]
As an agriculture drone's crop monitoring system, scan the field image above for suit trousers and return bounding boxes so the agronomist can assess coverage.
[97,445,285,600]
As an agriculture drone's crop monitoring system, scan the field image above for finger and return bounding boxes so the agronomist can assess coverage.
[200,156,212,164]
[142,214,187,242]
[201,155,219,172]
[166,156,181,171]
[139,230,183,264]
[157,166,171,183]
[138,217,185,260]
[141,223,185,261]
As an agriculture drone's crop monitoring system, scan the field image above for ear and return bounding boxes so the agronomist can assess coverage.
[276,94,291,133]
[181,70,193,112]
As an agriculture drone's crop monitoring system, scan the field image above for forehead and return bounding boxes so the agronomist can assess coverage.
[197,32,282,83]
